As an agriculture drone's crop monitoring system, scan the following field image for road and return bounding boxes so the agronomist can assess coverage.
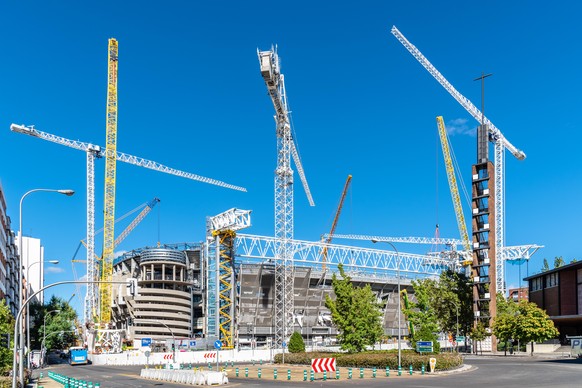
[39,353,582,387]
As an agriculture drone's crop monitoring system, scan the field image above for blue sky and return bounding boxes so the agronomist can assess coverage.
[1,1,580,317]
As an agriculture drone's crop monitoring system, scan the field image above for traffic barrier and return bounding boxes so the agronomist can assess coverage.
[360,368,364,378]
[311,357,336,373]
[303,370,307,381]
[140,368,229,385]
[287,369,291,380]
[348,368,352,379]
[274,368,277,379]
[372,367,376,378]
[409,365,413,375]
[336,369,340,380]
[398,365,402,376]
[386,366,390,377]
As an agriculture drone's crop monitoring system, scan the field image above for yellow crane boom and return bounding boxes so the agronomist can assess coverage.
[322,175,352,270]
[100,38,119,324]
[436,116,472,265]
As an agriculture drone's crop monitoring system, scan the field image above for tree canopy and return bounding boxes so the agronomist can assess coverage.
[405,270,472,351]
[325,263,384,353]
[0,300,14,374]
[30,296,79,351]
[492,295,559,355]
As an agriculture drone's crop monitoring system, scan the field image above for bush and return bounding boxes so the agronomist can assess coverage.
[288,331,305,353]
[274,350,463,371]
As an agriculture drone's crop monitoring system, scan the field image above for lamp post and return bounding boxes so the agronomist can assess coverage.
[26,260,59,366]
[451,300,459,352]
[42,309,61,367]
[371,239,401,370]
[18,188,74,384]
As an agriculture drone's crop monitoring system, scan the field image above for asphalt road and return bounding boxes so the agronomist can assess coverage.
[40,353,582,387]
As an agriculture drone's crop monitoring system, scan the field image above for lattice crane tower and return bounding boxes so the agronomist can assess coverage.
[258,46,315,347]
[101,38,119,325]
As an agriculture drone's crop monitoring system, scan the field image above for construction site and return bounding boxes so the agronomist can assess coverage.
[9,26,543,359]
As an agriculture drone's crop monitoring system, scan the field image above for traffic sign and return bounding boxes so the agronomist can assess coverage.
[416,341,433,353]
[214,340,222,350]
[456,336,465,342]
[141,337,152,347]
[282,341,287,348]
[189,340,197,348]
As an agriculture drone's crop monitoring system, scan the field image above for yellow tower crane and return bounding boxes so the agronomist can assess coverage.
[436,116,472,266]
[100,38,119,324]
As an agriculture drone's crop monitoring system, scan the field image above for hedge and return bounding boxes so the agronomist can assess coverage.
[274,350,463,371]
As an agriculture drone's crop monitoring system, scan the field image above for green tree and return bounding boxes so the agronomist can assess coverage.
[541,258,550,272]
[554,256,565,268]
[404,278,440,352]
[325,263,384,353]
[431,271,473,338]
[31,296,79,351]
[288,331,305,353]
[470,321,490,355]
[493,298,559,355]
[0,300,15,374]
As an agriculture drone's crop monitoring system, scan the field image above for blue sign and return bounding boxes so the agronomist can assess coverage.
[189,340,197,348]
[141,337,152,347]
[282,341,287,348]
[417,341,432,347]
[214,340,222,350]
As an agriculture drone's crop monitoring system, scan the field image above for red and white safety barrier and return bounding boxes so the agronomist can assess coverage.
[163,354,174,360]
[203,352,217,359]
[311,357,336,373]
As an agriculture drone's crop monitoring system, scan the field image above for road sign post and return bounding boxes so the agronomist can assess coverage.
[214,340,222,371]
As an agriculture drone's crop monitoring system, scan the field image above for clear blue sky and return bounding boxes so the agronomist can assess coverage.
[1,1,580,317]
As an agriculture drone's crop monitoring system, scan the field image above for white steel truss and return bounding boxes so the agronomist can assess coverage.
[326,233,464,247]
[235,234,459,277]
[258,47,314,347]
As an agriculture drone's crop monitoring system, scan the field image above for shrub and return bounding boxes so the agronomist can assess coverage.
[275,350,463,371]
[288,331,305,353]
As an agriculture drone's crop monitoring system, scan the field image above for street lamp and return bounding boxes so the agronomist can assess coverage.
[371,239,401,370]
[18,188,74,384]
[26,260,59,366]
[451,300,460,352]
[42,309,61,367]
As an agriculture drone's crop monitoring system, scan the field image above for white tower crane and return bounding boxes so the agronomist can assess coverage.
[257,47,315,347]
[10,123,246,323]
[390,26,526,296]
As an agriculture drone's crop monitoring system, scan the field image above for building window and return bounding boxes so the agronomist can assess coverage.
[530,277,543,292]
[545,273,558,288]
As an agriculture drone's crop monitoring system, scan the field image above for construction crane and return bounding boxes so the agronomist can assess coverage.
[390,25,526,296]
[11,122,246,325]
[436,116,472,266]
[73,198,161,263]
[258,46,315,347]
[101,37,119,325]
[322,175,352,270]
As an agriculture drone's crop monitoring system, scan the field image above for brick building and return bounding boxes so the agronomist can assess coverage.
[525,261,582,342]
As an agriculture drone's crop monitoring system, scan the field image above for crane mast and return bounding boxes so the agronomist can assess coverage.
[101,38,119,325]
[258,46,314,347]
[436,117,472,264]
[322,175,352,270]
